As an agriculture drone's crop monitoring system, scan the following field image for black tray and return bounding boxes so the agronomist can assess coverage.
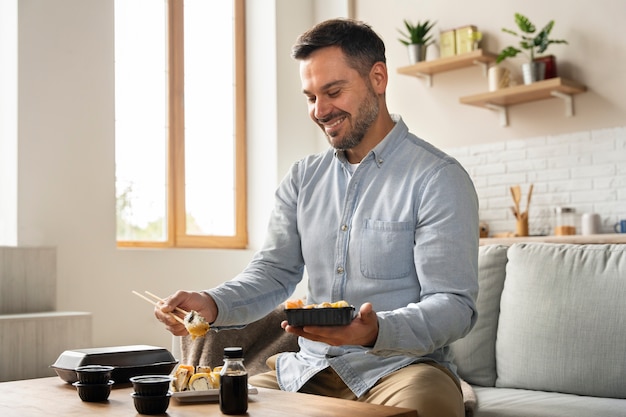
[284,306,355,326]
[51,345,178,384]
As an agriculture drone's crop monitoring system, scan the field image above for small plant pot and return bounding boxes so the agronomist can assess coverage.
[407,44,427,64]
[522,61,546,85]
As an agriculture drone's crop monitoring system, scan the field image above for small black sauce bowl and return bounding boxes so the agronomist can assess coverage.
[75,365,115,384]
[72,380,114,402]
[129,375,174,396]
[131,392,172,415]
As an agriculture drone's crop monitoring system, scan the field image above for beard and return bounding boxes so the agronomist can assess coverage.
[323,86,379,151]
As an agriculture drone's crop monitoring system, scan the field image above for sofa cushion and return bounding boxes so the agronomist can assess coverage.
[450,244,508,387]
[473,387,626,417]
[495,243,626,399]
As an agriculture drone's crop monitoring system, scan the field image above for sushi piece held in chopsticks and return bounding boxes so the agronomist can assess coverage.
[184,310,210,339]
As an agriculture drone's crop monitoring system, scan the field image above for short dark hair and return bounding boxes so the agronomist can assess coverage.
[291,18,386,77]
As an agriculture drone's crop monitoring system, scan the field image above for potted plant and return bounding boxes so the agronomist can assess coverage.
[398,19,436,64]
[496,13,568,84]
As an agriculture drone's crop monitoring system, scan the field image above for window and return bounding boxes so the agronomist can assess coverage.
[114,0,246,249]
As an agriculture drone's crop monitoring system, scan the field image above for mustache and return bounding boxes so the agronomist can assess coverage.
[317,112,347,124]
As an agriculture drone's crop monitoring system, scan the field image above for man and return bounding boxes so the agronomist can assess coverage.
[155,18,478,417]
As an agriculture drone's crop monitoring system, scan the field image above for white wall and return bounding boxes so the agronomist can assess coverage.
[0,0,18,245]
[355,0,626,148]
[3,0,625,353]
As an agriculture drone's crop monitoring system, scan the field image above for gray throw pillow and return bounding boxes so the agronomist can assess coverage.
[495,243,626,399]
[450,244,508,387]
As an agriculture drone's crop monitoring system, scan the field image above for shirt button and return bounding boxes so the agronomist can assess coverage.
[341,224,348,231]
[336,266,344,274]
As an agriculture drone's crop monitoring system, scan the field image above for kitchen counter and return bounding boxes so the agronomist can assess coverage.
[480,233,626,246]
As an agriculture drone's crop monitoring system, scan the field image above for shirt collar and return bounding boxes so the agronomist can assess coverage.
[334,114,407,169]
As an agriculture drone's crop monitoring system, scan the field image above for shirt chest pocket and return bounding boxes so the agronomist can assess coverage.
[360,219,414,279]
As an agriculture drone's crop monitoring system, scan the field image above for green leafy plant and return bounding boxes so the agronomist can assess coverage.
[496,13,568,64]
[397,19,436,46]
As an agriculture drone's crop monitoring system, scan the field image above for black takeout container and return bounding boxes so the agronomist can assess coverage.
[75,365,115,384]
[51,345,178,384]
[284,306,355,326]
[130,375,174,396]
[73,380,114,402]
[132,392,172,415]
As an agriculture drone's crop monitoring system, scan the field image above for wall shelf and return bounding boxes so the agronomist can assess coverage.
[396,49,497,87]
[459,77,587,126]
[480,233,626,246]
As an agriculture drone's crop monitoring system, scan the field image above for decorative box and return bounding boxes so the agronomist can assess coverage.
[439,29,456,58]
[455,25,479,55]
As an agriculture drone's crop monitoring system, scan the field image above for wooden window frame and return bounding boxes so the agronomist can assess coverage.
[118,0,247,249]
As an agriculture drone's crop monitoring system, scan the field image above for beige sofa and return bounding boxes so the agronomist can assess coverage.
[178,242,626,416]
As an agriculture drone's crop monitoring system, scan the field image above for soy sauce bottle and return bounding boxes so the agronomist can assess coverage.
[219,347,248,414]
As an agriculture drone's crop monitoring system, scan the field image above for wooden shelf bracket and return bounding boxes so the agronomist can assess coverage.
[550,90,575,117]
[485,103,509,127]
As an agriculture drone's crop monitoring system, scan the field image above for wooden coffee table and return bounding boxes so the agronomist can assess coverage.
[0,377,417,417]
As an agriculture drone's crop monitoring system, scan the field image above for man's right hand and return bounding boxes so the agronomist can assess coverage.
[154,290,217,336]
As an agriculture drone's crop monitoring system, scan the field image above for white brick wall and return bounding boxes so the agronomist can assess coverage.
[444,126,626,237]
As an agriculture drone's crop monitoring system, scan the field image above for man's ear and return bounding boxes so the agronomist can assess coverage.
[369,62,388,94]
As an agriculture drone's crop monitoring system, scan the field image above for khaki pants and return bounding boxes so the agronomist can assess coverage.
[249,354,464,417]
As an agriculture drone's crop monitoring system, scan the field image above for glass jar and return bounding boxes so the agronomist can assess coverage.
[219,347,248,415]
[554,207,576,235]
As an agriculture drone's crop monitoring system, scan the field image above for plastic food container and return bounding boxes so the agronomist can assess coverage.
[73,380,114,402]
[132,392,172,415]
[130,375,174,396]
[75,365,115,384]
[51,345,178,384]
[284,306,355,326]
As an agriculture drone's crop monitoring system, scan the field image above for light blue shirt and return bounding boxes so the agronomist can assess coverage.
[208,115,479,397]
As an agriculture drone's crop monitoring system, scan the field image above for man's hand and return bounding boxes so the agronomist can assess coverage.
[154,290,217,336]
[282,302,379,347]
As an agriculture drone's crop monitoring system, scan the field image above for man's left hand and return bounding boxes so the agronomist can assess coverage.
[282,302,379,347]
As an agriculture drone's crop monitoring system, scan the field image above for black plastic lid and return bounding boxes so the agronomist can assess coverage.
[223,347,244,359]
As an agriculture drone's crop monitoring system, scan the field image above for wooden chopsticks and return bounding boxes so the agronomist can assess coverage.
[143,291,189,316]
[131,290,187,325]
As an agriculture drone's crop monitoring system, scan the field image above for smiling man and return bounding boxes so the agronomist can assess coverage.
[156,19,479,417]
[300,44,392,163]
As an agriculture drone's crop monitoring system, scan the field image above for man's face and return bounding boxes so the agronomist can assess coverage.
[300,47,379,151]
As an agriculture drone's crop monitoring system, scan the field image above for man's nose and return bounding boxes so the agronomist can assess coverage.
[313,97,331,121]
